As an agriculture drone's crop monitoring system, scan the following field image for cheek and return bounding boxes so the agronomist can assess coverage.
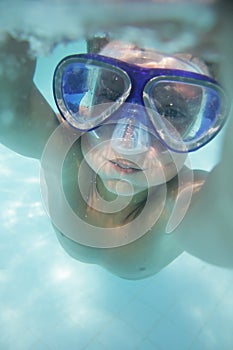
[143,150,186,187]
[80,132,113,174]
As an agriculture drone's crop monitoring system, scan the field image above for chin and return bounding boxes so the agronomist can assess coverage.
[101,178,148,196]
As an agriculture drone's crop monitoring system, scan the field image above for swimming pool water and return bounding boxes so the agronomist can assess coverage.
[0,142,233,349]
[1,1,233,348]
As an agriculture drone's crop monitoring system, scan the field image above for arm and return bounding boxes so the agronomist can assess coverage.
[175,130,233,267]
[0,34,59,159]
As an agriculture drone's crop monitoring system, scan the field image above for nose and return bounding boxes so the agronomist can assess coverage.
[110,116,151,155]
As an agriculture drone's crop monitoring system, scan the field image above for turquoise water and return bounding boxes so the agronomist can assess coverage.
[1,1,233,349]
[1,141,233,349]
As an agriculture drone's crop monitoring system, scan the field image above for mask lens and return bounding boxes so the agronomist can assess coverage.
[145,78,227,152]
[54,58,131,130]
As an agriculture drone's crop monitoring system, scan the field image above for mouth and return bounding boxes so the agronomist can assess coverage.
[109,158,143,174]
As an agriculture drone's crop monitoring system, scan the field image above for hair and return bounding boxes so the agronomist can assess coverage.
[86,35,111,54]
[86,34,219,79]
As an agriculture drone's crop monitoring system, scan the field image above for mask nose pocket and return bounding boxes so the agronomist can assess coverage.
[110,117,151,155]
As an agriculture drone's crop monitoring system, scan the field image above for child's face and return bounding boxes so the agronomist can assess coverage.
[80,43,204,196]
[81,122,186,195]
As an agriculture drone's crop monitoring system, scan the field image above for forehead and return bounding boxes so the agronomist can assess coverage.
[100,41,204,73]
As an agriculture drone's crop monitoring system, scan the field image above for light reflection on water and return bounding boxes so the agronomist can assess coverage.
[0,142,233,349]
[0,1,216,56]
[1,0,233,348]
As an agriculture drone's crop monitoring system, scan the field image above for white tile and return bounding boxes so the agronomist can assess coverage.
[67,298,113,337]
[136,338,162,350]
[118,298,162,335]
[97,318,144,350]
[163,263,233,339]
[166,302,209,338]
[196,287,233,349]
[166,283,219,336]
[135,255,206,315]
[195,264,233,298]
[148,317,194,350]
[90,287,135,317]
[83,338,108,350]
[42,322,91,350]
[0,329,47,350]
[28,339,54,350]
[189,337,223,350]
[137,277,181,314]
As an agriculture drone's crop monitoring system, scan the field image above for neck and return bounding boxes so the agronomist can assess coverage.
[86,174,158,226]
[62,147,165,227]
[96,175,148,205]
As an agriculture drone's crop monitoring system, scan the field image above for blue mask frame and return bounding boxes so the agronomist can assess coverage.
[53,53,228,153]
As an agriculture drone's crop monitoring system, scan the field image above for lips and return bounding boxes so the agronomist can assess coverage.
[109,158,143,173]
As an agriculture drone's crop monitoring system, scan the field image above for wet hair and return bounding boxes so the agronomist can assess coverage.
[175,53,219,80]
[86,35,218,79]
[86,35,111,54]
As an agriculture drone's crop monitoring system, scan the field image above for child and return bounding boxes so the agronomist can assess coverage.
[0,33,231,279]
